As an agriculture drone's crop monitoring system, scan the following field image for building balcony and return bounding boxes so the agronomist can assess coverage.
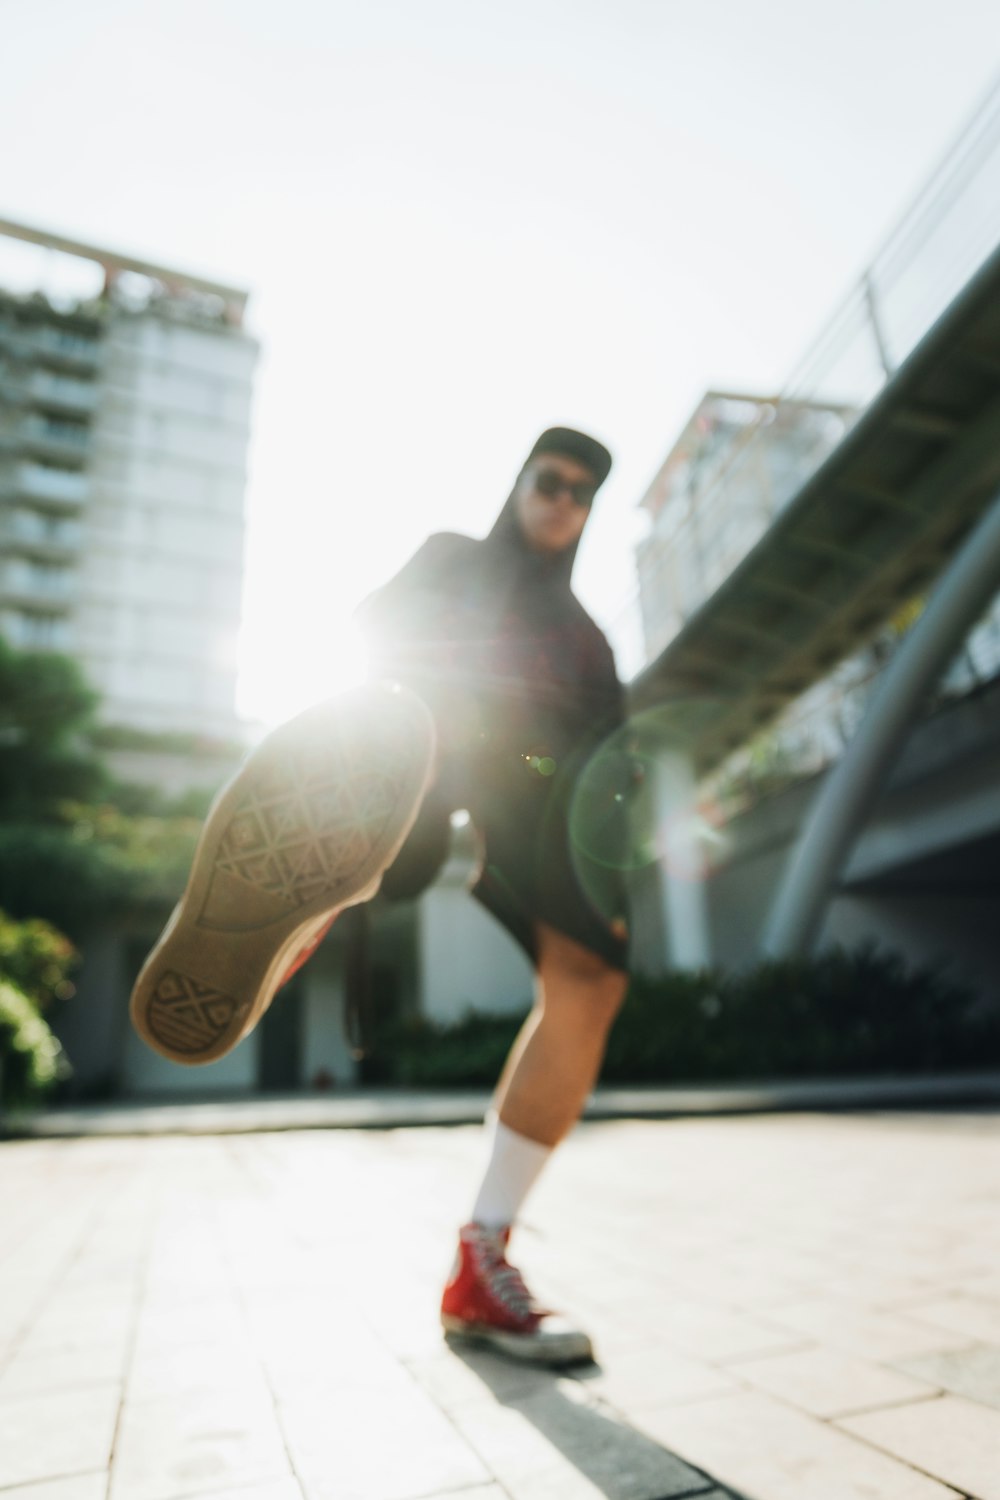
[20,462,89,504]
[0,363,31,406]
[0,601,73,649]
[25,325,102,372]
[0,578,75,613]
[11,462,89,508]
[0,510,82,563]
[29,370,100,414]
[19,415,91,465]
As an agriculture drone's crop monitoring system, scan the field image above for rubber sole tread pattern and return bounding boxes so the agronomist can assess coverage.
[146,970,250,1057]
[213,731,412,912]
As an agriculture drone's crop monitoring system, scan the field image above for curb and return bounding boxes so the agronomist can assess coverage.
[4,1070,1000,1139]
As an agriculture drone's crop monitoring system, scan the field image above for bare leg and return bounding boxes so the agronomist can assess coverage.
[444,923,627,1361]
[492,922,627,1147]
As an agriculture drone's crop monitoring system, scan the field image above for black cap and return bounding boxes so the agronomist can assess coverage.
[526,427,612,488]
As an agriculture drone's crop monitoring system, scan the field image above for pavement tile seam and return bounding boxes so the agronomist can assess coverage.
[0,1262,71,1374]
[410,1373,561,1496]
[734,1362,953,1416]
[889,1342,1000,1414]
[0,1470,110,1497]
[815,1389,950,1423]
[0,1189,134,1419]
[105,1205,163,1500]
[634,1390,972,1500]
[98,1484,303,1500]
[627,1356,968,1457]
[0,1458,113,1494]
[575,1383,744,1420]
[822,1396,951,1425]
[658,1357,946,1424]
[823,1391,971,1482]
[218,1240,410,1500]
[712,1338,817,1366]
[230,1391,302,1486]
[827,1392,995,1500]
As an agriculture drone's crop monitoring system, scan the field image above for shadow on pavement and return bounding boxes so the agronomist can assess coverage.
[445,1339,743,1499]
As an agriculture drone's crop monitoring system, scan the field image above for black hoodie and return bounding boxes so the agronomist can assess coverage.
[355,486,624,767]
[355,488,630,940]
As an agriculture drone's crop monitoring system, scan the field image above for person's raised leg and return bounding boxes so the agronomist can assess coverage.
[441,923,627,1363]
[130,683,435,1067]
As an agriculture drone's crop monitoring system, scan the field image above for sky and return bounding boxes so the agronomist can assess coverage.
[2,1,998,726]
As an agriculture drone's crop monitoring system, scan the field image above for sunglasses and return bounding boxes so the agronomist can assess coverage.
[530,467,597,509]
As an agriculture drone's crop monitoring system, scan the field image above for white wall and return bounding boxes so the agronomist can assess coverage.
[58,924,262,1096]
[419,860,534,1025]
[301,947,359,1087]
[119,1015,260,1096]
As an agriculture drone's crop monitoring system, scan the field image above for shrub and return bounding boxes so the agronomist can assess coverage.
[368,945,1000,1088]
[365,1011,521,1087]
[0,908,78,1009]
[0,981,67,1109]
[602,949,999,1082]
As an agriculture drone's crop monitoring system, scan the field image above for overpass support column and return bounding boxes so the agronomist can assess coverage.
[764,486,1000,959]
[650,750,711,970]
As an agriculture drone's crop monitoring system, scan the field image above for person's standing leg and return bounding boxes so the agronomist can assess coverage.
[441,923,627,1363]
[492,923,627,1144]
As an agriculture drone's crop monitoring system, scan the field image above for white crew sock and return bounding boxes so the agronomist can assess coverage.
[470,1118,554,1230]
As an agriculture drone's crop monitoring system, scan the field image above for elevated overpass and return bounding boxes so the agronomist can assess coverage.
[629,240,1000,777]
[624,79,1000,963]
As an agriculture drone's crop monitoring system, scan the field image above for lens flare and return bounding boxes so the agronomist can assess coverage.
[566,702,730,914]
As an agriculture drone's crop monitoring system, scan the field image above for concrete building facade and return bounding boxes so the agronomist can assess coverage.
[0,218,257,738]
[635,390,858,663]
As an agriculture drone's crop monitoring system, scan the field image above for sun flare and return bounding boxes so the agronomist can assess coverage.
[238,614,370,731]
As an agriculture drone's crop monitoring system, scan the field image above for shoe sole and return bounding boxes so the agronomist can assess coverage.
[441,1315,594,1367]
[130,683,435,1066]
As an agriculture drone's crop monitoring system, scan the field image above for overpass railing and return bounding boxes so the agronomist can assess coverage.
[614,73,1000,683]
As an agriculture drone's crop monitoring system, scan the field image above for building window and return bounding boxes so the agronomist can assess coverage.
[13,613,70,650]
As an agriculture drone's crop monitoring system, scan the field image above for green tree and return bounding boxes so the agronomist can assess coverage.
[0,639,205,934]
[0,636,107,819]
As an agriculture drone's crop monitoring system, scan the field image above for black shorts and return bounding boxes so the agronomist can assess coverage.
[379,746,629,973]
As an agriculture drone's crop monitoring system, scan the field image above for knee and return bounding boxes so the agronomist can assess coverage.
[586,965,628,1028]
[539,938,628,1030]
[566,968,627,1038]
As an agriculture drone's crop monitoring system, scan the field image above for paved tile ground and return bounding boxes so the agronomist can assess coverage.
[2,1109,1000,1500]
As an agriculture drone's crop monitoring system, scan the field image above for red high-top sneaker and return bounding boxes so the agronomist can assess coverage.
[441,1222,594,1366]
[130,682,435,1066]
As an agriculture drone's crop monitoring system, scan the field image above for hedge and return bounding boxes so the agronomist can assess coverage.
[364,945,1000,1087]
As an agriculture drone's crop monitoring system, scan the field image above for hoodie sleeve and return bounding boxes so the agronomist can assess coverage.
[564,609,626,746]
[354,532,475,685]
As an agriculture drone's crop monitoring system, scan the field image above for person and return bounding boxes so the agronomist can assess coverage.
[131,427,629,1366]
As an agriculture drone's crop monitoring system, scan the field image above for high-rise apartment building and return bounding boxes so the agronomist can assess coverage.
[635,389,857,664]
[0,217,257,738]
